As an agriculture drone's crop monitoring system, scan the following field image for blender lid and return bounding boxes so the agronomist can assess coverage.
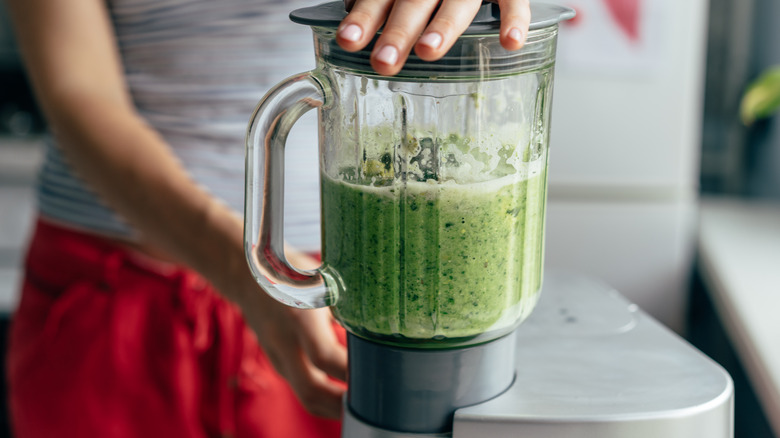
[291,1,575,78]
[290,1,575,34]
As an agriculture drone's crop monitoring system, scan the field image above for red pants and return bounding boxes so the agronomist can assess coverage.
[6,219,342,438]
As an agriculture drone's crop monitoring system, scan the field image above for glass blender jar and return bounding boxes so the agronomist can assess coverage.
[245,2,573,434]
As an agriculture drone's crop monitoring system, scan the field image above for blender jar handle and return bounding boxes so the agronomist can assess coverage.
[244,71,337,309]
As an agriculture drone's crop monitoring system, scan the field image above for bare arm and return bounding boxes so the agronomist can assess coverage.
[6,0,346,419]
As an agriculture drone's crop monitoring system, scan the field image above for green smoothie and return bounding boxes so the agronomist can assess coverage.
[321,135,547,345]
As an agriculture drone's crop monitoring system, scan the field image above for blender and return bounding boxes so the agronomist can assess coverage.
[245,1,569,434]
[244,2,734,437]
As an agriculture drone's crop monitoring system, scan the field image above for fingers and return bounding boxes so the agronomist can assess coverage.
[414,0,483,61]
[251,305,347,419]
[496,0,531,51]
[336,0,393,53]
[298,308,348,382]
[338,0,532,75]
[290,309,347,419]
[235,245,346,418]
[371,0,442,75]
[340,0,442,76]
[281,349,346,419]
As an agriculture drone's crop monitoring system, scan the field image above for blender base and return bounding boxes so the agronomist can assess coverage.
[346,328,517,434]
[342,271,734,438]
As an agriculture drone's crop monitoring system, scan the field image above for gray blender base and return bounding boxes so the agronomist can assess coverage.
[347,330,517,433]
[342,271,734,438]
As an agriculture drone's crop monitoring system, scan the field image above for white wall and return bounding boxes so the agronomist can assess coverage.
[543,0,710,332]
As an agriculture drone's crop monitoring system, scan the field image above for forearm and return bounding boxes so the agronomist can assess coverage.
[45,92,251,302]
[7,0,347,419]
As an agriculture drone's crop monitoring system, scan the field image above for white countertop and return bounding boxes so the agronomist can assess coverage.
[697,196,780,436]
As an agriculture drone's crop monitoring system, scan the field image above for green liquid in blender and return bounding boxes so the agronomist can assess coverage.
[321,141,547,345]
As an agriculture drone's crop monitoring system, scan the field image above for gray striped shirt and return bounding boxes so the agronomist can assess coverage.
[37,0,323,251]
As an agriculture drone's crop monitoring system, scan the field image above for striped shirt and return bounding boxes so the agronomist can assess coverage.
[37,0,323,252]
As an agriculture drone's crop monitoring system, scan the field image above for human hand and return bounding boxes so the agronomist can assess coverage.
[250,303,347,419]
[240,290,347,419]
[336,0,531,76]
[235,251,347,419]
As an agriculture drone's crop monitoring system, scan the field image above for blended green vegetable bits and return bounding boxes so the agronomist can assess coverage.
[321,146,547,344]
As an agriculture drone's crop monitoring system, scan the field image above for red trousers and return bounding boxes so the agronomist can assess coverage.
[6,219,343,438]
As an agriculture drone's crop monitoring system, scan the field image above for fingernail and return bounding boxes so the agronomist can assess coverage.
[374,45,399,65]
[508,28,524,44]
[339,24,362,42]
[418,32,443,50]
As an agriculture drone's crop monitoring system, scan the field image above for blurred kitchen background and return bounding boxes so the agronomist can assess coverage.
[1,0,779,437]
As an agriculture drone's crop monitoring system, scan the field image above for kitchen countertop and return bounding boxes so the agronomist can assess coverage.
[697,195,780,437]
